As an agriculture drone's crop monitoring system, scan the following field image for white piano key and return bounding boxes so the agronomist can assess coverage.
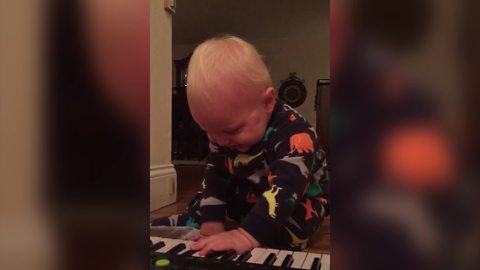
[273,250,294,267]
[255,248,280,264]
[150,236,163,244]
[320,254,330,270]
[290,251,308,269]
[246,248,267,263]
[301,253,323,269]
[191,250,203,257]
[155,238,184,253]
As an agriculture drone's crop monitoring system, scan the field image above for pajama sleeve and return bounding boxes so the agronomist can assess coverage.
[199,142,230,223]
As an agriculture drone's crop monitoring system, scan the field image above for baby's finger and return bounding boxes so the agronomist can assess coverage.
[197,239,219,256]
[190,238,207,250]
[187,232,205,241]
[199,238,230,256]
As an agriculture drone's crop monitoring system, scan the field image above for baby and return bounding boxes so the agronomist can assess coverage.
[152,35,329,256]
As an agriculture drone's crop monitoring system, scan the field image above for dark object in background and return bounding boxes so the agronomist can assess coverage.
[172,53,209,161]
[278,72,307,108]
[315,79,330,154]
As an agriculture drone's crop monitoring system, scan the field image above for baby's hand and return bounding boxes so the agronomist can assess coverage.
[190,228,260,256]
[187,231,207,241]
[199,221,225,236]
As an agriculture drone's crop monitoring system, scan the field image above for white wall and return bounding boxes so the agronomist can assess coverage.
[150,0,176,210]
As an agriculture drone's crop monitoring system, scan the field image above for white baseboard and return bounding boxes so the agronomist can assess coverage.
[150,164,177,212]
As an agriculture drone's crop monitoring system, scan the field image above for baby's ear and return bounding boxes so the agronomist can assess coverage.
[264,87,276,112]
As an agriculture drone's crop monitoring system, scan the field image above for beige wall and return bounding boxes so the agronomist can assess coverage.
[150,1,172,166]
[172,0,329,125]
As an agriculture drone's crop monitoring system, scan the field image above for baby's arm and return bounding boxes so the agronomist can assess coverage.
[198,143,230,234]
[199,221,224,236]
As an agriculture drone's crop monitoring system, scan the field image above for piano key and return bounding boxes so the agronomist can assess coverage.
[179,249,198,257]
[219,250,238,261]
[255,249,279,265]
[263,253,277,266]
[290,251,308,269]
[311,257,321,270]
[320,254,330,270]
[235,251,252,262]
[150,236,163,243]
[301,252,323,269]
[280,254,294,268]
[149,237,165,251]
[273,250,293,267]
[156,238,184,253]
[246,248,267,263]
[191,250,203,257]
[205,250,227,259]
[166,243,187,254]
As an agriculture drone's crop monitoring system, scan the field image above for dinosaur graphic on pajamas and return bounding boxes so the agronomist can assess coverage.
[282,156,309,178]
[263,126,278,141]
[285,227,309,249]
[186,217,200,229]
[289,133,314,154]
[246,193,258,203]
[300,199,318,220]
[263,185,282,218]
[267,172,277,186]
[233,151,263,167]
[200,197,226,207]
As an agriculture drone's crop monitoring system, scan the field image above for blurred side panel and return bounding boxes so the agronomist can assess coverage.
[331,0,480,269]
[45,0,149,269]
[0,0,59,269]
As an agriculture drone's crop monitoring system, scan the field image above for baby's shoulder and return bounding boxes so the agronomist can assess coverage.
[267,102,316,140]
[264,102,319,157]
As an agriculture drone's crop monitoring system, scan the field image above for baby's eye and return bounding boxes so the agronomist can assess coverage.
[225,125,243,135]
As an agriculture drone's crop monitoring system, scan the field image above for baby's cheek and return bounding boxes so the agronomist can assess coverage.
[241,132,263,146]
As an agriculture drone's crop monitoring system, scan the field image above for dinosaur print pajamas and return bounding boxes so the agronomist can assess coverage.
[152,100,330,250]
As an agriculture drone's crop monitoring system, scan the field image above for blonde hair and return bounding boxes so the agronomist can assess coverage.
[187,35,272,103]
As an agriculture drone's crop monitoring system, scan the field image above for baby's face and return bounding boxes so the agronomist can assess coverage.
[198,103,269,152]
[189,86,274,152]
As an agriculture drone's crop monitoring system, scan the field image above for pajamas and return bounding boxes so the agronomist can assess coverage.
[152,100,330,250]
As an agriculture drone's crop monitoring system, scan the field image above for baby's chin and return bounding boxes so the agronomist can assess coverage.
[230,144,251,153]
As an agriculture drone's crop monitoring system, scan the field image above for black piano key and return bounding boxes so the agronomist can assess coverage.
[166,243,187,254]
[219,250,237,261]
[150,241,165,251]
[236,251,252,262]
[205,250,227,259]
[181,249,198,257]
[310,257,322,270]
[263,253,277,266]
[281,254,293,268]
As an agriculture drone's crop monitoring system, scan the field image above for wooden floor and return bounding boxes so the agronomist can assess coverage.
[151,164,330,254]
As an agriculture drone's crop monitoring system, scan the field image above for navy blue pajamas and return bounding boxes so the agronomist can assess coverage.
[152,100,330,250]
